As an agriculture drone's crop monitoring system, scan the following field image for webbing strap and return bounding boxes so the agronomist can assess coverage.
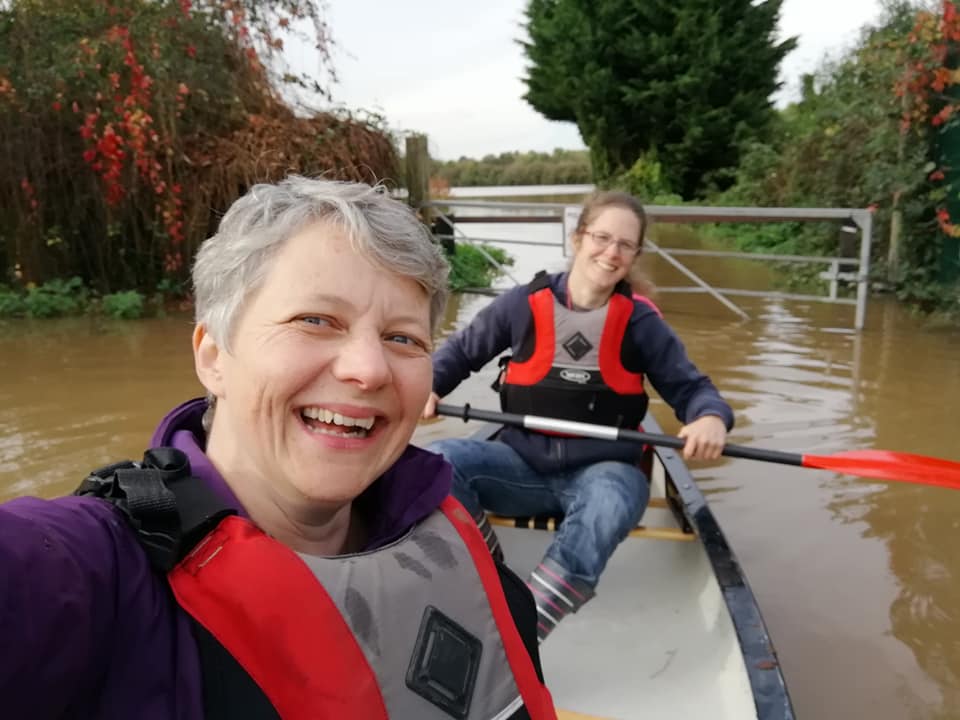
[75,447,234,572]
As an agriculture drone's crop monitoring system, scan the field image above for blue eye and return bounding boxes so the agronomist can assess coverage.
[301,316,331,326]
[386,333,429,350]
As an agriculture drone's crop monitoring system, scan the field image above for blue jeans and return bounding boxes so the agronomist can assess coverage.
[429,438,649,589]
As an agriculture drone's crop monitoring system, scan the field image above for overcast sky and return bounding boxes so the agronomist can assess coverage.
[293,0,887,160]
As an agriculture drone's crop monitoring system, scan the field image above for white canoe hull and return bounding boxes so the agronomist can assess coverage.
[478,415,793,720]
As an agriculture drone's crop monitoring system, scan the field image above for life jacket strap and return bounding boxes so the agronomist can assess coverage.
[74,447,235,572]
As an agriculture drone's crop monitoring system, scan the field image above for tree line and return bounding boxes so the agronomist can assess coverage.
[431,149,592,187]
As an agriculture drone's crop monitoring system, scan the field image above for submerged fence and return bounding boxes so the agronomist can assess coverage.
[424,199,874,330]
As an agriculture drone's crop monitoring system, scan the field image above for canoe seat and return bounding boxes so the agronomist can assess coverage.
[486,499,695,542]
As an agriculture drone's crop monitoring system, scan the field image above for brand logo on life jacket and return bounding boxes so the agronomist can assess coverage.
[560,369,592,384]
[562,331,593,360]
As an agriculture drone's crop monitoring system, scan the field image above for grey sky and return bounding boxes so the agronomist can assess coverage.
[293,0,887,160]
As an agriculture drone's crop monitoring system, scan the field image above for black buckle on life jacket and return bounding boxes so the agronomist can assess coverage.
[490,355,511,392]
[75,448,234,573]
[527,270,551,294]
[613,279,633,298]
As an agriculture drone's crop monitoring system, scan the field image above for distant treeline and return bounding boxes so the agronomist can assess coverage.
[431,149,592,187]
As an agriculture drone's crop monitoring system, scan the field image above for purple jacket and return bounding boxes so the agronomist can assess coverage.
[0,398,451,719]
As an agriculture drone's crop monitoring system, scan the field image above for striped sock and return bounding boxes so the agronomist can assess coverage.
[527,557,596,643]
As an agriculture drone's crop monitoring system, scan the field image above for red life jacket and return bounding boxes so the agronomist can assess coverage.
[499,273,648,429]
[76,450,556,720]
[169,496,555,720]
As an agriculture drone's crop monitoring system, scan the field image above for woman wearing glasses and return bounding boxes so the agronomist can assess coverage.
[422,191,733,642]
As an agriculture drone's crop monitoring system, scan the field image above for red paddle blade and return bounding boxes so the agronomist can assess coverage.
[802,450,960,489]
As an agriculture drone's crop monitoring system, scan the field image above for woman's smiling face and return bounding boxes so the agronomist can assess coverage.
[194,220,434,511]
[571,206,642,294]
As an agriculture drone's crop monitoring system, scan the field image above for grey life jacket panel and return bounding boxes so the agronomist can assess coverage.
[297,510,524,720]
[551,301,610,384]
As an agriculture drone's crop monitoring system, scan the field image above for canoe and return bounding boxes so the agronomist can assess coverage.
[472,414,794,720]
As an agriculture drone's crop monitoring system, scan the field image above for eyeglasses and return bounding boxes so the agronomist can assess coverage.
[583,231,641,256]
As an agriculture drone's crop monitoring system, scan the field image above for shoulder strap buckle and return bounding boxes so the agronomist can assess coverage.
[75,448,204,572]
[490,355,511,392]
[528,270,551,293]
[75,459,138,498]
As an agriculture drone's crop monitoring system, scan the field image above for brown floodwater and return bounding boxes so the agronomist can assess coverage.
[1,219,959,719]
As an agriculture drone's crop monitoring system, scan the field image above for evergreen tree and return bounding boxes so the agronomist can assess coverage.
[521,0,797,197]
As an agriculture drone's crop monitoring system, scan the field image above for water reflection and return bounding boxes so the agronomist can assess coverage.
[825,300,960,719]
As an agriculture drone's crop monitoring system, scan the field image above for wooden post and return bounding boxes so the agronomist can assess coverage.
[405,134,431,223]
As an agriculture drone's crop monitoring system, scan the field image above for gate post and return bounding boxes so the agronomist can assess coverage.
[855,210,873,331]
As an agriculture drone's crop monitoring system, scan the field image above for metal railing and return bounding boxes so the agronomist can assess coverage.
[424,199,874,330]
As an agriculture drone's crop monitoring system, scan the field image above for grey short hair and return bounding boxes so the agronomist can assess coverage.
[193,176,450,351]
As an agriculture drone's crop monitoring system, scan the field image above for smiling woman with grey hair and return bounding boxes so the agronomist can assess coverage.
[0,177,556,720]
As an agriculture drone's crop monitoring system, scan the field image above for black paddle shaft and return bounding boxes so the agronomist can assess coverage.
[436,403,804,467]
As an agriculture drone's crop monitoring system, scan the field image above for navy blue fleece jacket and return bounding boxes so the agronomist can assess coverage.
[433,273,733,472]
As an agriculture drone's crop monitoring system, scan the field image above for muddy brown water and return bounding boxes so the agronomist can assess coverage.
[1,219,959,719]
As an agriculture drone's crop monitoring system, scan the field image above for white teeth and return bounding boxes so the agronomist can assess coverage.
[301,407,375,430]
[307,426,367,438]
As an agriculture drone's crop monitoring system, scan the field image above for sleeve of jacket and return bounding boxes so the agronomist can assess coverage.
[628,309,735,429]
[432,285,527,398]
[0,496,146,715]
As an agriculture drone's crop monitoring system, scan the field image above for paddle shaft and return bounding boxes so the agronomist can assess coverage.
[436,404,803,466]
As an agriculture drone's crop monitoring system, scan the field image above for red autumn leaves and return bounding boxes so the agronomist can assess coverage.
[74,23,185,268]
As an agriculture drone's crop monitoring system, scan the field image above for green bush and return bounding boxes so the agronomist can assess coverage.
[24,277,88,318]
[155,277,188,299]
[608,152,683,205]
[0,286,26,317]
[447,243,514,291]
[0,277,92,317]
[102,291,146,319]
